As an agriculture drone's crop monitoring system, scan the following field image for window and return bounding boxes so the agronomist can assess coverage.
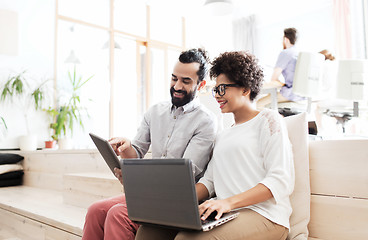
[54,0,185,147]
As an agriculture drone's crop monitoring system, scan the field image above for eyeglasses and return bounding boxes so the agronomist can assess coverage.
[212,84,240,97]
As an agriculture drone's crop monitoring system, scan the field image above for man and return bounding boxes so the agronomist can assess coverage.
[82,48,217,240]
[257,28,303,109]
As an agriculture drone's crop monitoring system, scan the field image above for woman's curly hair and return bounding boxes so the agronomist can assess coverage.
[210,51,264,101]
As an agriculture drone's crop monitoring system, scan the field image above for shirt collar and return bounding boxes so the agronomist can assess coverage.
[170,97,200,114]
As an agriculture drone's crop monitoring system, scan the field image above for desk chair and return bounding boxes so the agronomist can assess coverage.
[277,52,325,116]
[319,59,368,133]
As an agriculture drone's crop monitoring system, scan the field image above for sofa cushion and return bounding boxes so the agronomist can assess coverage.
[0,178,23,187]
[0,153,24,165]
[0,164,24,175]
[0,170,24,180]
[284,112,310,240]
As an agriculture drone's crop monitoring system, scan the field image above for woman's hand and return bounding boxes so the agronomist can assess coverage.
[198,199,232,220]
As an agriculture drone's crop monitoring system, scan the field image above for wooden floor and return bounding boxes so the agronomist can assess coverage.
[0,186,86,240]
[0,150,126,240]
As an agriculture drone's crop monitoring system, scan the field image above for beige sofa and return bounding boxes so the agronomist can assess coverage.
[284,113,368,240]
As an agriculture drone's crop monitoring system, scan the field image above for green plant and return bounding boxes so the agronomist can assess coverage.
[46,67,92,141]
[0,71,47,134]
[0,116,6,128]
[1,71,46,110]
[0,115,7,133]
[0,116,6,140]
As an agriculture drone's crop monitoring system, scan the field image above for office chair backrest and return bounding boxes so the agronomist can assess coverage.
[336,59,368,101]
[293,52,325,98]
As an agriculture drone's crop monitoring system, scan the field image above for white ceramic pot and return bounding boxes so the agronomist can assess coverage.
[58,138,73,150]
[19,135,37,151]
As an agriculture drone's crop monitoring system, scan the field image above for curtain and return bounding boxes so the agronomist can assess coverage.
[232,15,256,53]
[334,0,368,59]
[333,0,352,59]
[349,0,367,59]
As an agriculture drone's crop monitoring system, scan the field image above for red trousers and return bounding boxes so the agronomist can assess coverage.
[82,195,140,240]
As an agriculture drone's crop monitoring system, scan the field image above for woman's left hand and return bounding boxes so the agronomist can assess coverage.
[198,199,232,220]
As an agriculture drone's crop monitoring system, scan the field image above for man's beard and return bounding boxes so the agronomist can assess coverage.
[170,86,196,107]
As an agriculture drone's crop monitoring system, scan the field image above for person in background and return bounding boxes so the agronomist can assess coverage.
[257,27,302,109]
[136,51,295,240]
[82,48,218,240]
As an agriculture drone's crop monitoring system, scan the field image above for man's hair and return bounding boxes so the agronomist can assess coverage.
[284,28,298,45]
[210,51,264,101]
[179,48,210,83]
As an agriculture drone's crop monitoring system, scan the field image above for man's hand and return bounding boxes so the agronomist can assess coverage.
[269,67,285,87]
[113,167,123,185]
[108,137,137,158]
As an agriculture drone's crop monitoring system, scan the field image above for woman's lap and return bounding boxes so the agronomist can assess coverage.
[136,209,288,240]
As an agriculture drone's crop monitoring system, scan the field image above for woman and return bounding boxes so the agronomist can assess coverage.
[136,51,295,240]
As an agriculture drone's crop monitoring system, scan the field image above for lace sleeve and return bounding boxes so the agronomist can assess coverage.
[262,110,282,136]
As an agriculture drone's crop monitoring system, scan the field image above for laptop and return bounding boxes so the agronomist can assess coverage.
[120,158,239,231]
[89,133,121,174]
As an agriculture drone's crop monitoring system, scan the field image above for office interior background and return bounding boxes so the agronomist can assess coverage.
[0,0,367,150]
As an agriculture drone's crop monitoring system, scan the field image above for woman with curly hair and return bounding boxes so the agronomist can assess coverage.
[136,51,295,240]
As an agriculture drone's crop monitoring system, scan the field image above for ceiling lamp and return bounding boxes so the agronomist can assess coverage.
[64,50,80,64]
[102,40,122,50]
[204,0,234,16]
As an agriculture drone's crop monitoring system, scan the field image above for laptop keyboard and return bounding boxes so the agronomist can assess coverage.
[201,218,216,225]
[201,211,218,224]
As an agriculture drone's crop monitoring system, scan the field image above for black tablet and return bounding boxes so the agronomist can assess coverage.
[89,133,120,174]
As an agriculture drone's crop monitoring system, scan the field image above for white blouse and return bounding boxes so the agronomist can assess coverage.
[199,109,295,229]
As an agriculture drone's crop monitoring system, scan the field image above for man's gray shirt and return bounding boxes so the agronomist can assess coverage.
[131,98,217,179]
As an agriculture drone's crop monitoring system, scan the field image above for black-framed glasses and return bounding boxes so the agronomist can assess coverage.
[212,84,240,97]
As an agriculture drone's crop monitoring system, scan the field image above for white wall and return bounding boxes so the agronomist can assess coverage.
[0,0,55,149]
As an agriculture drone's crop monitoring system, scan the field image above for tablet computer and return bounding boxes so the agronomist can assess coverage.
[89,133,120,174]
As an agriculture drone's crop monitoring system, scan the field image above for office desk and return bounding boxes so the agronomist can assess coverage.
[260,86,279,110]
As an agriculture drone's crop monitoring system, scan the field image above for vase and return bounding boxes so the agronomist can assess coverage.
[19,135,37,151]
[45,140,56,149]
[58,138,73,150]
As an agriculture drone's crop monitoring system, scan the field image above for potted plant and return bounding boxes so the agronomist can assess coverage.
[0,71,48,150]
[43,107,58,149]
[0,116,7,141]
[45,67,92,149]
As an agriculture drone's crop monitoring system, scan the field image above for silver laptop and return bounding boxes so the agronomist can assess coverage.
[120,158,239,231]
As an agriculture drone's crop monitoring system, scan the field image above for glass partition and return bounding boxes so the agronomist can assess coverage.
[150,5,182,46]
[150,48,169,107]
[57,21,109,146]
[58,0,110,27]
[112,36,141,139]
[114,0,146,37]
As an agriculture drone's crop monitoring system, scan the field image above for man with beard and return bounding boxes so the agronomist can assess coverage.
[82,48,217,240]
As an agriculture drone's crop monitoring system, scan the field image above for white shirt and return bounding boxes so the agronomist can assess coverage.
[132,98,218,179]
[199,109,295,229]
